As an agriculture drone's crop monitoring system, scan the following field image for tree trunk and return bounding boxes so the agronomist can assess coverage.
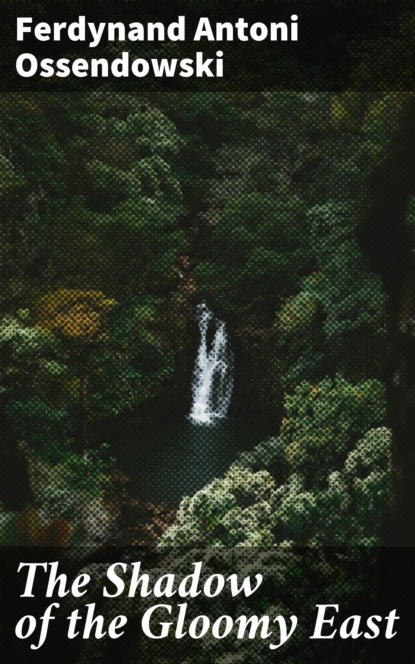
[74,346,89,455]
[0,413,33,511]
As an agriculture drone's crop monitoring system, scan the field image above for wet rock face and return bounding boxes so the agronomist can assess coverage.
[230,323,279,426]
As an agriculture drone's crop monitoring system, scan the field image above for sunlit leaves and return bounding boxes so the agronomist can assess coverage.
[37,289,116,341]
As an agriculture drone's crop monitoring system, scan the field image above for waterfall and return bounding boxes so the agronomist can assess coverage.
[189,303,233,425]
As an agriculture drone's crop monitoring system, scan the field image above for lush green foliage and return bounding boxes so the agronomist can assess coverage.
[1,87,409,664]
[0,94,191,475]
[0,91,402,554]
[279,376,386,486]
[161,378,390,549]
[197,193,310,316]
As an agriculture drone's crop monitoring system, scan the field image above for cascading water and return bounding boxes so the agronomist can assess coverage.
[189,303,233,425]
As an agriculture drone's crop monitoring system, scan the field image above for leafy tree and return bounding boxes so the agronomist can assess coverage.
[160,426,390,550]
[279,376,386,487]
[196,192,311,319]
[161,376,389,549]
[35,289,116,451]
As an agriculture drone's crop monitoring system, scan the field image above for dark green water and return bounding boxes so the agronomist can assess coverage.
[112,417,270,506]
